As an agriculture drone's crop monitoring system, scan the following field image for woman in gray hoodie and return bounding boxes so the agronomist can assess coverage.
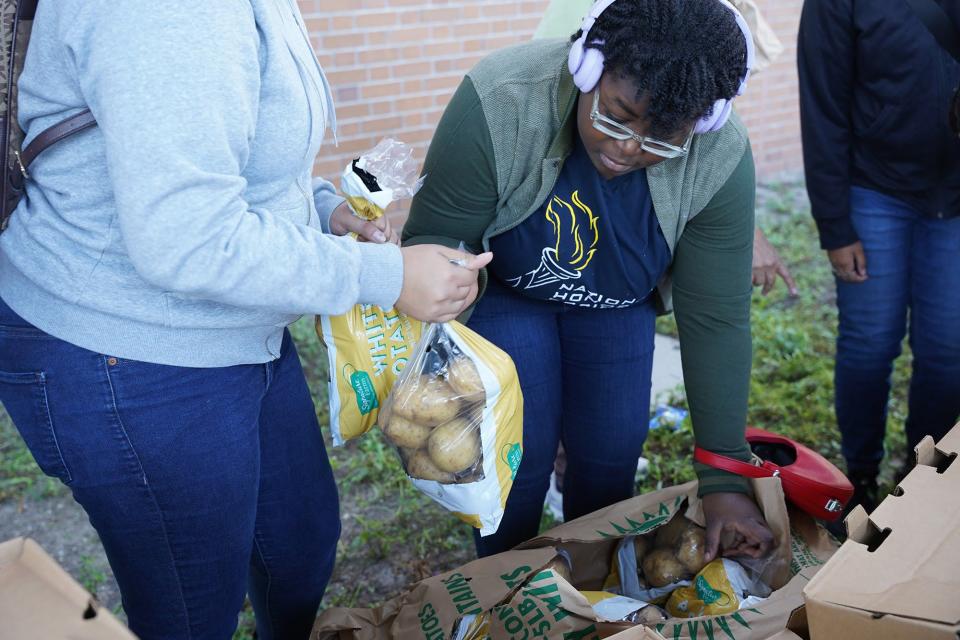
[0,1,488,638]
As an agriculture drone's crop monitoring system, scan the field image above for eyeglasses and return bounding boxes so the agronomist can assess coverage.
[590,89,694,159]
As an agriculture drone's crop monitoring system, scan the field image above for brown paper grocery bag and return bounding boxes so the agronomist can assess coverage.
[518,479,793,591]
[312,548,557,639]
[313,479,837,640]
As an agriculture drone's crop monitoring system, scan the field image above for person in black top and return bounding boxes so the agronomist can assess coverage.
[798,0,960,523]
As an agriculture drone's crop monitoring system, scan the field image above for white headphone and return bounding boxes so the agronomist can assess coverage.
[567,0,755,134]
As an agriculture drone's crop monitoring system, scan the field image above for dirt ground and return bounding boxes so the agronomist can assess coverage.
[0,492,122,611]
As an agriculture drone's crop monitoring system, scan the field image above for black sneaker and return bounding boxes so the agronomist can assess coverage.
[824,471,879,541]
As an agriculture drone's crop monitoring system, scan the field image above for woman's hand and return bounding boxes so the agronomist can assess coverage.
[753,227,797,296]
[329,202,399,245]
[701,491,775,562]
[827,241,868,283]
[396,246,493,323]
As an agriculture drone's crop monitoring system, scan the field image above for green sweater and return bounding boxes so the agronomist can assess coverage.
[403,40,755,495]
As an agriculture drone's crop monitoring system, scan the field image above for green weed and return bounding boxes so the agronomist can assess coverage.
[233,601,256,640]
[77,554,107,598]
[638,209,911,494]
[0,408,62,502]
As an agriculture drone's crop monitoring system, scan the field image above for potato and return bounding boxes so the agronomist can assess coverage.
[455,465,485,484]
[654,514,694,549]
[642,548,689,588]
[405,448,456,483]
[630,605,667,624]
[393,375,461,426]
[382,415,433,450]
[446,357,485,400]
[428,418,481,473]
[676,526,708,574]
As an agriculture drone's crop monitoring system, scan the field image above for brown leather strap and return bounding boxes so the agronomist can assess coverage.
[20,109,96,171]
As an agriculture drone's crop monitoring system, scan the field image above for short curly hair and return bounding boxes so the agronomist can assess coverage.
[574,0,748,138]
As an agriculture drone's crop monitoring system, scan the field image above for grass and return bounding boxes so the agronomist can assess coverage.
[0,408,62,502]
[0,180,914,637]
[644,184,909,494]
[77,553,108,598]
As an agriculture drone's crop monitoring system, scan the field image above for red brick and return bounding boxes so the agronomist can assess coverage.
[298,0,805,180]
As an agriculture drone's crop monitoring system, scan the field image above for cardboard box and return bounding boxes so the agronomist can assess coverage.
[804,423,960,640]
[0,537,136,640]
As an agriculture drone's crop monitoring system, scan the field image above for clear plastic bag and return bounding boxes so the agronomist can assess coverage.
[340,138,426,222]
[606,508,773,619]
[379,320,523,536]
[666,557,772,618]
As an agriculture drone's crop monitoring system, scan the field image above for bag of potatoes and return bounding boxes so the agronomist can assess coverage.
[607,513,707,604]
[318,306,423,445]
[610,510,771,617]
[665,558,764,618]
[379,321,524,536]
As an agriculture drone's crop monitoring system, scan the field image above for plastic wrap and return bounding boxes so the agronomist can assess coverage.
[340,138,426,222]
[606,510,772,618]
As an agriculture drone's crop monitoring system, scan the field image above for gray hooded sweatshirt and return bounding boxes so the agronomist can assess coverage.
[0,0,403,367]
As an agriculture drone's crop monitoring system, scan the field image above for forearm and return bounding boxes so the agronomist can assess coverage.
[675,284,754,494]
[313,177,346,234]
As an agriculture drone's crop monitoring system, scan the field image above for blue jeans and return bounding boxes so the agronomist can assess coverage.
[0,296,339,640]
[835,187,960,474]
[468,279,656,556]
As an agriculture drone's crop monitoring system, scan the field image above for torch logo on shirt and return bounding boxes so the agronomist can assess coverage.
[508,190,600,289]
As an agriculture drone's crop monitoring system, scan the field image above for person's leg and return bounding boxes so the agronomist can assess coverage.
[0,295,265,640]
[906,214,960,455]
[466,280,562,556]
[247,330,340,640]
[559,301,656,522]
[834,187,913,489]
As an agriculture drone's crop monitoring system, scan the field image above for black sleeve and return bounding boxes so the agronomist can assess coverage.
[797,0,860,250]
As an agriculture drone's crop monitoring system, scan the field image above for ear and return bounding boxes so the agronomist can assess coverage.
[567,37,586,77]
[573,46,605,93]
[695,98,732,134]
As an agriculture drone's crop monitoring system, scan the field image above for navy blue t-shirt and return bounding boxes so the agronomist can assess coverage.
[489,135,672,309]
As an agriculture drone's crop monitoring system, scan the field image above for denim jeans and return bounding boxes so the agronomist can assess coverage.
[835,187,960,474]
[0,296,339,640]
[468,279,656,556]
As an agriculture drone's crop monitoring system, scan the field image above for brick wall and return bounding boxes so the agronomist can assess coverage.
[735,0,805,180]
[298,0,804,221]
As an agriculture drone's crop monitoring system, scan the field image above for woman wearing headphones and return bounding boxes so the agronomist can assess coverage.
[403,0,775,558]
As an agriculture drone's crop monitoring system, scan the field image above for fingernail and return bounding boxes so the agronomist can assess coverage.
[374,231,386,243]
